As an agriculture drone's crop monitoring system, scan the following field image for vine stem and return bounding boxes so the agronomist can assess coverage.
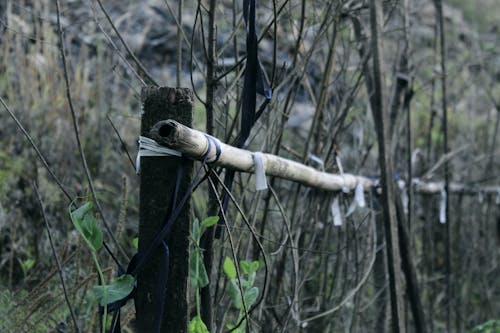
[91,252,107,333]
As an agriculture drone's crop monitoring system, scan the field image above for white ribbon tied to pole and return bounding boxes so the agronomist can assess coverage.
[252,152,268,191]
[331,197,343,226]
[439,189,447,224]
[136,136,182,174]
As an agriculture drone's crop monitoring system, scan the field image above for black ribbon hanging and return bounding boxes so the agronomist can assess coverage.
[240,0,272,147]
[216,0,272,237]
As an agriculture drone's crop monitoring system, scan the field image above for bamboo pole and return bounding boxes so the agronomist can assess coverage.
[150,119,373,192]
[150,119,500,196]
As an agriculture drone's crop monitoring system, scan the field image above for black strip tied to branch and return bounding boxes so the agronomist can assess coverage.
[218,0,272,237]
[240,0,272,147]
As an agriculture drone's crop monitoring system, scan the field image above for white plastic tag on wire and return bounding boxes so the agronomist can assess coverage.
[331,197,343,226]
[355,182,366,208]
[136,136,181,174]
[398,180,409,214]
[439,189,447,224]
[252,152,268,191]
[335,155,349,193]
[478,191,484,204]
[346,182,366,217]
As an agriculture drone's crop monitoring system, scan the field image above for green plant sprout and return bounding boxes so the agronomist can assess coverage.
[188,216,219,333]
[224,257,260,333]
[18,258,35,278]
[69,202,134,333]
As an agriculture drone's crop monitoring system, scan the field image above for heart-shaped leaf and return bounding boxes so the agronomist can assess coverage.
[70,202,103,252]
[188,315,210,333]
[93,274,135,307]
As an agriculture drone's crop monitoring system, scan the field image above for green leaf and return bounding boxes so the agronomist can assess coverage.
[244,286,259,307]
[190,250,209,289]
[240,260,260,275]
[250,260,260,273]
[70,202,103,252]
[240,260,250,275]
[201,216,219,228]
[228,279,243,309]
[192,218,201,242]
[228,280,259,310]
[223,256,237,279]
[19,258,35,276]
[93,274,135,307]
[70,202,93,223]
[132,237,138,249]
[188,315,210,333]
[246,272,256,286]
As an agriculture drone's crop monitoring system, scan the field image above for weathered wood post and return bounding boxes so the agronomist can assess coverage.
[136,86,193,332]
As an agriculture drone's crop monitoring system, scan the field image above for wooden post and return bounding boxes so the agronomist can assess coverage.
[136,86,193,332]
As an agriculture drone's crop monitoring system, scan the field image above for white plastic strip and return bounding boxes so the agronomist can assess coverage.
[335,155,349,193]
[252,152,268,191]
[346,182,366,217]
[136,136,182,174]
[331,197,343,226]
[496,189,500,205]
[439,189,447,224]
[478,191,484,204]
[398,180,408,214]
[355,182,366,208]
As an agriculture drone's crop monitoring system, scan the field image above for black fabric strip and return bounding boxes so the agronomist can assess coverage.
[216,0,272,238]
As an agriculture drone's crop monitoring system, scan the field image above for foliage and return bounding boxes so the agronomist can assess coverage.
[188,216,219,333]
[70,202,134,332]
[18,258,35,278]
[224,257,261,333]
[92,274,135,307]
[70,202,103,252]
[189,315,210,333]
